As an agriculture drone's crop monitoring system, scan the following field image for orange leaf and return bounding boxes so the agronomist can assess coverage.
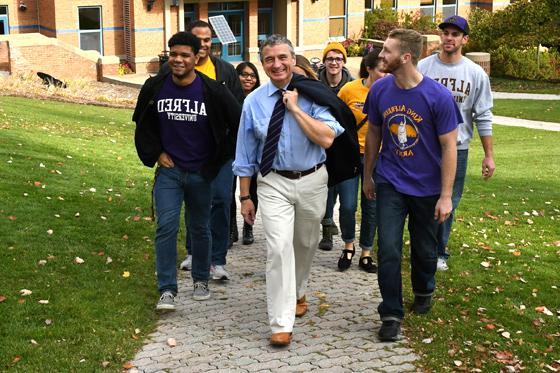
[8,215,17,221]
[34,181,42,187]
[132,216,141,222]
[512,250,521,256]
[0,295,6,302]
[485,324,496,330]
[122,362,134,369]
[12,355,22,364]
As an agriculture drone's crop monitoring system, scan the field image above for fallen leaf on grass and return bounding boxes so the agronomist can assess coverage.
[106,257,113,264]
[454,360,463,367]
[495,351,514,362]
[46,229,53,235]
[502,331,511,339]
[0,295,6,302]
[481,261,491,268]
[38,260,47,266]
[30,339,38,345]
[536,306,554,316]
[101,361,110,368]
[485,324,496,330]
[12,355,22,364]
[74,257,85,264]
[38,300,49,304]
[45,319,53,325]
[122,271,130,278]
[167,338,177,347]
[20,289,32,296]
[422,338,433,344]
[122,362,134,369]
[512,250,521,257]
[8,215,16,221]
[132,215,141,222]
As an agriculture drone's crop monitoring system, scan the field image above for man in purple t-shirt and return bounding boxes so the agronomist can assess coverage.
[363,29,461,341]
[133,32,240,311]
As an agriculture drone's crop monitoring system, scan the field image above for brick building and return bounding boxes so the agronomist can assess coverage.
[0,0,512,76]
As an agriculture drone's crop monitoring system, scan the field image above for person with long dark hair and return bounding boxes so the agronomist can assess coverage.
[335,49,386,273]
[230,62,261,245]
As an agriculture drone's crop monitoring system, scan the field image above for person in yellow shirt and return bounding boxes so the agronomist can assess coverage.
[336,49,386,273]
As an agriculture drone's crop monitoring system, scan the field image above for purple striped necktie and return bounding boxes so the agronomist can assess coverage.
[260,90,286,176]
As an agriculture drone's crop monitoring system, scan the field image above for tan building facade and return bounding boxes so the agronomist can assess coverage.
[0,0,512,75]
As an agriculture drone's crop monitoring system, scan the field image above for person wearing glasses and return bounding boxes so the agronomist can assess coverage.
[232,62,261,245]
[317,42,355,252]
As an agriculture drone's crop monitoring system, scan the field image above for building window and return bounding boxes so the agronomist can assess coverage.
[78,6,103,54]
[364,0,373,11]
[0,5,8,35]
[258,0,273,46]
[184,3,197,28]
[329,0,347,39]
[420,0,436,19]
[442,0,457,18]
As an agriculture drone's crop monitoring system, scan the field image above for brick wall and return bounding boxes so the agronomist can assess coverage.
[3,34,99,80]
[0,40,9,71]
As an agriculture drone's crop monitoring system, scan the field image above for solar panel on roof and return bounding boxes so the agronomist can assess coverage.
[208,15,237,45]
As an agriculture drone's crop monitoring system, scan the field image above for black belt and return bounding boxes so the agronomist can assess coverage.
[271,163,323,180]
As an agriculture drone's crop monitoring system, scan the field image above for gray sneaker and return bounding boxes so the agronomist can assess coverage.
[193,281,210,301]
[156,291,176,311]
[210,265,230,280]
[180,255,192,271]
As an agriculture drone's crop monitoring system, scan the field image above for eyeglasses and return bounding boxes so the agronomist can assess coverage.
[325,57,344,63]
[240,72,257,79]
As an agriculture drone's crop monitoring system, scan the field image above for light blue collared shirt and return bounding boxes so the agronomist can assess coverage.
[233,80,344,177]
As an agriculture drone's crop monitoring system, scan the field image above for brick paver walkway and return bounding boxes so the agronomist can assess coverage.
[129,214,419,372]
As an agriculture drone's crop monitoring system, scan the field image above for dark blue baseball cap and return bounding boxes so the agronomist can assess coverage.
[439,15,470,35]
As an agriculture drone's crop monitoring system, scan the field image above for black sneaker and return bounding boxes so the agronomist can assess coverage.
[318,225,333,251]
[411,295,432,314]
[242,224,254,245]
[378,320,401,342]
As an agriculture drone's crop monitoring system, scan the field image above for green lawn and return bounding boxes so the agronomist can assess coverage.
[404,125,560,372]
[491,77,560,94]
[1,96,559,372]
[0,97,158,372]
[493,99,560,123]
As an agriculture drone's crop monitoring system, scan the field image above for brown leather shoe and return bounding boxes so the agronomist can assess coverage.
[270,332,292,346]
[295,296,308,317]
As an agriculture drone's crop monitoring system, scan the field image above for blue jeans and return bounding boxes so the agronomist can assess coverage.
[154,166,212,294]
[322,176,359,243]
[186,159,234,266]
[437,149,468,260]
[376,182,439,321]
[359,156,377,250]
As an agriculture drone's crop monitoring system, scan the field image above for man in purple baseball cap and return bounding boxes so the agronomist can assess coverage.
[439,15,470,35]
[418,14,495,272]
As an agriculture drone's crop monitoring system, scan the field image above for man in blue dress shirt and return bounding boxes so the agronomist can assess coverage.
[233,34,344,347]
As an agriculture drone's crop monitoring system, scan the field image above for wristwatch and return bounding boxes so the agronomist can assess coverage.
[239,195,251,202]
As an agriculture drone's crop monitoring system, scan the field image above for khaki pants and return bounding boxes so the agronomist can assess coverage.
[257,166,328,333]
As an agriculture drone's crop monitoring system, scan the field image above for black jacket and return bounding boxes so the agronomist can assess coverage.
[289,73,361,187]
[159,55,244,104]
[132,71,241,180]
[317,66,354,94]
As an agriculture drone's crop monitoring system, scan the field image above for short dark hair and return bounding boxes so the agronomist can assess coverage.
[168,32,201,55]
[186,20,212,33]
[236,61,261,91]
[359,47,382,79]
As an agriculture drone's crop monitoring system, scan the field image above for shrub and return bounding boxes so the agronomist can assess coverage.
[363,6,399,40]
[491,46,560,80]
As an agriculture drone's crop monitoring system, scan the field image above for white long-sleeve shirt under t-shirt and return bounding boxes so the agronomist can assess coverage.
[418,54,493,150]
